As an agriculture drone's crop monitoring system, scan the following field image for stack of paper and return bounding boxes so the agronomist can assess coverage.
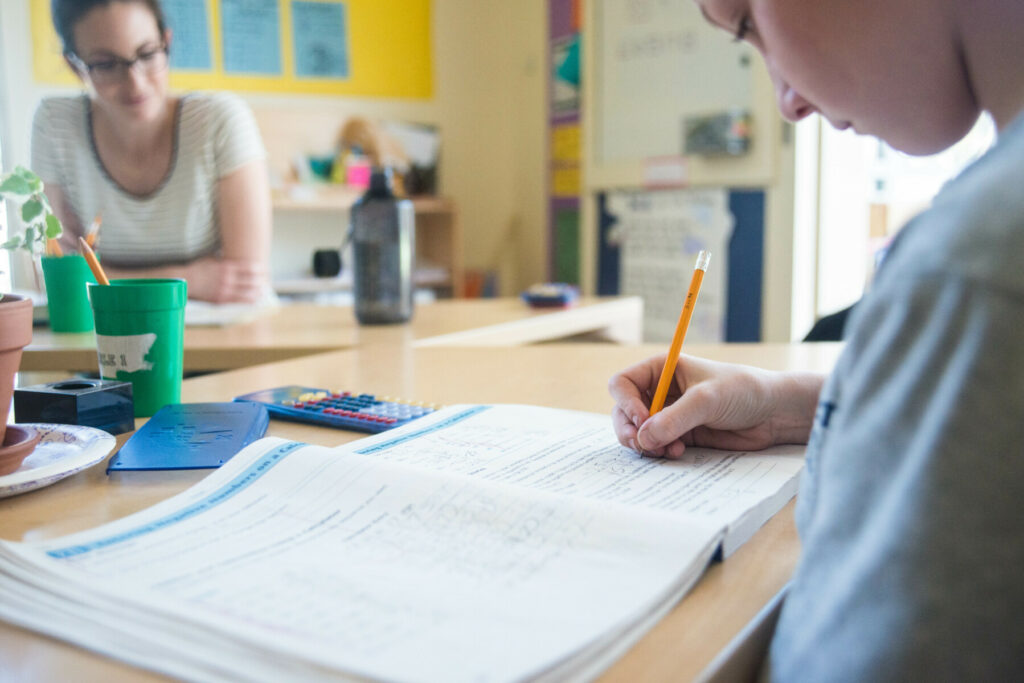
[0,404,803,682]
[184,299,279,328]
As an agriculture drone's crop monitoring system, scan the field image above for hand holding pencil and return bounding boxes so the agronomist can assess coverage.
[608,249,822,458]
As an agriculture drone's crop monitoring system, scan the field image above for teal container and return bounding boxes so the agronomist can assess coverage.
[88,279,187,417]
[41,255,96,332]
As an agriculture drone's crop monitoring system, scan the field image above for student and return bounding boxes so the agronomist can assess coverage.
[609,0,1024,679]
[32,0,272,303]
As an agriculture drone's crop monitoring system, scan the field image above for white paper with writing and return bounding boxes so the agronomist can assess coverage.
[0,404,803,683]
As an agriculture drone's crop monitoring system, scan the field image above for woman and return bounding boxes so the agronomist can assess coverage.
[611,0,1024,679]
[32,0,271,303]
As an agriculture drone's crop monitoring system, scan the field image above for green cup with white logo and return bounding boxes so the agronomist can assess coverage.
[88,279,187,417]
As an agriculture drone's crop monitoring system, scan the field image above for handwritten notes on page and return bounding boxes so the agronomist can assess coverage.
[356,404,803,551]
[0,404,803,682]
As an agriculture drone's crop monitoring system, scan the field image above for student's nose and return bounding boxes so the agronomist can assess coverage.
[770,71,815,122]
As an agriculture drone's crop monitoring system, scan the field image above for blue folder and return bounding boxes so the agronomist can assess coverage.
[107,402,269,472]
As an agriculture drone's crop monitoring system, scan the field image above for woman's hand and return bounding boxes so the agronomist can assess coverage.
[608,355,824,459]
[103,257,270,304]
[183,257,269,303]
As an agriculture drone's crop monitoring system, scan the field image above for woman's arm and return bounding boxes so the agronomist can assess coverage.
[102,160,273,303]
[215,158,272,281]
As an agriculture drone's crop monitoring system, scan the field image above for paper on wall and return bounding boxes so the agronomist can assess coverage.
[608,188,733,343]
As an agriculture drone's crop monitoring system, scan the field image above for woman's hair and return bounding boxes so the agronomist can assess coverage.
[51,0,168,56]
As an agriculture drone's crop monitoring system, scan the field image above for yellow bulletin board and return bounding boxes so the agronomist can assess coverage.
[30,0,433,99]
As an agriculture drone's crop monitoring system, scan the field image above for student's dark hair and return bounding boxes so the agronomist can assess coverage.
[51,0,168,56]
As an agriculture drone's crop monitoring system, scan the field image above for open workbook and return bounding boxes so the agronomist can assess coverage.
[0,404,804,682]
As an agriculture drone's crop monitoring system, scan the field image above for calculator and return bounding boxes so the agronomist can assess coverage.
[233,386,438,434]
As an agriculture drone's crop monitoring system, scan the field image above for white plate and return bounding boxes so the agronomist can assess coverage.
[0,424,117,498]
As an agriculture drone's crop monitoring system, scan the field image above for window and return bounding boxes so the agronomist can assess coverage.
[0,127,9,293]
[803,115,995,325]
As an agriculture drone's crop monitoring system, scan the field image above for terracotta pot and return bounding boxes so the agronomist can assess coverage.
[0,424,40,476]
[0,293,34,445]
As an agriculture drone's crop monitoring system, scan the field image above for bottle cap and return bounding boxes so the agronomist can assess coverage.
[366,167,393,198]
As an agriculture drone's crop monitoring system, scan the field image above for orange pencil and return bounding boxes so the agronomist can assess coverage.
[648,250,711,416]
[85,214,102,248]
[78,236,110,285]
[46,238,63,257]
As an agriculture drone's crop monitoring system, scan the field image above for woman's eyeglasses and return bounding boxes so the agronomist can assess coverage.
[69,45,169,85]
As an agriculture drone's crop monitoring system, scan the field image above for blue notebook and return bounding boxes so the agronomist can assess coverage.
[107,402,269,472]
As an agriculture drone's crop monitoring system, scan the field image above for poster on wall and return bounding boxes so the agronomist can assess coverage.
[164,0,213,71]
[291,1,350,78]
[29,0,431,98]
[221,0,283,75]
[550,34,579,114]
[608,189,732,343]
[548,0,582,284]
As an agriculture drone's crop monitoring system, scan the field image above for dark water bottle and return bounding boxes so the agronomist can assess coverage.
[350,168,415,324]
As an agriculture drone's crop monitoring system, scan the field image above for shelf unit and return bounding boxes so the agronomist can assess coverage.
[272,185,464,297]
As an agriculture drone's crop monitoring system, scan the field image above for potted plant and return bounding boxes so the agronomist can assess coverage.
[0,165,62,472]
[1,165,63,257]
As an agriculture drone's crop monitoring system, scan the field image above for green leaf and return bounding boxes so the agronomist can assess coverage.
[21,198,43,223]
[0,174,32,197]
[13,165,37,181]
[45,213,63,238]
[1,236,23,250]
[14,166,44,194]
[23,226,35,246]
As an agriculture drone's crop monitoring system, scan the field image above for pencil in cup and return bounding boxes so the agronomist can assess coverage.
[85,214,102,248]
[648,250,711,416]
[78,236,110,285]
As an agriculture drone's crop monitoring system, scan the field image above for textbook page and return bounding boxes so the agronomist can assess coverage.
[353,404,804,555]
[0,434,721,683]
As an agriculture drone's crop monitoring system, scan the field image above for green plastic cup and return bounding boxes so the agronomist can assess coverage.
[88,279,187,417]
[41,255,97,332]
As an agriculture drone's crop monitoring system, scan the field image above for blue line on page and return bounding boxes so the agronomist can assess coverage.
[354,406,491,454]
[47,441,306,559]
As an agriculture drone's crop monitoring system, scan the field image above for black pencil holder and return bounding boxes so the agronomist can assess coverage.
[14,379,135,435]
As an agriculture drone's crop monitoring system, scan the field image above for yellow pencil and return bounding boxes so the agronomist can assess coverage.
[78,236,110,286]
[85,214,102,248]
[648,250,711,416]
[46,238,63,257]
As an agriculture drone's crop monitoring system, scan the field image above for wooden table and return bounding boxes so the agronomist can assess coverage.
[0,342,843,682]
[20,297,643,373]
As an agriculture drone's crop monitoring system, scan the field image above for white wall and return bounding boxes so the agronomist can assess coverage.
[1,1,71,288]
[0,0,547,295]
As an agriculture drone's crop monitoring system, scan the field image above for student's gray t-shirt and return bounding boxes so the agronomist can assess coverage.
[770,112,1024,681]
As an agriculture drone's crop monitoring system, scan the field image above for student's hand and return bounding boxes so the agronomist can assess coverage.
[185,257,269,304]
[608,355,824,459]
